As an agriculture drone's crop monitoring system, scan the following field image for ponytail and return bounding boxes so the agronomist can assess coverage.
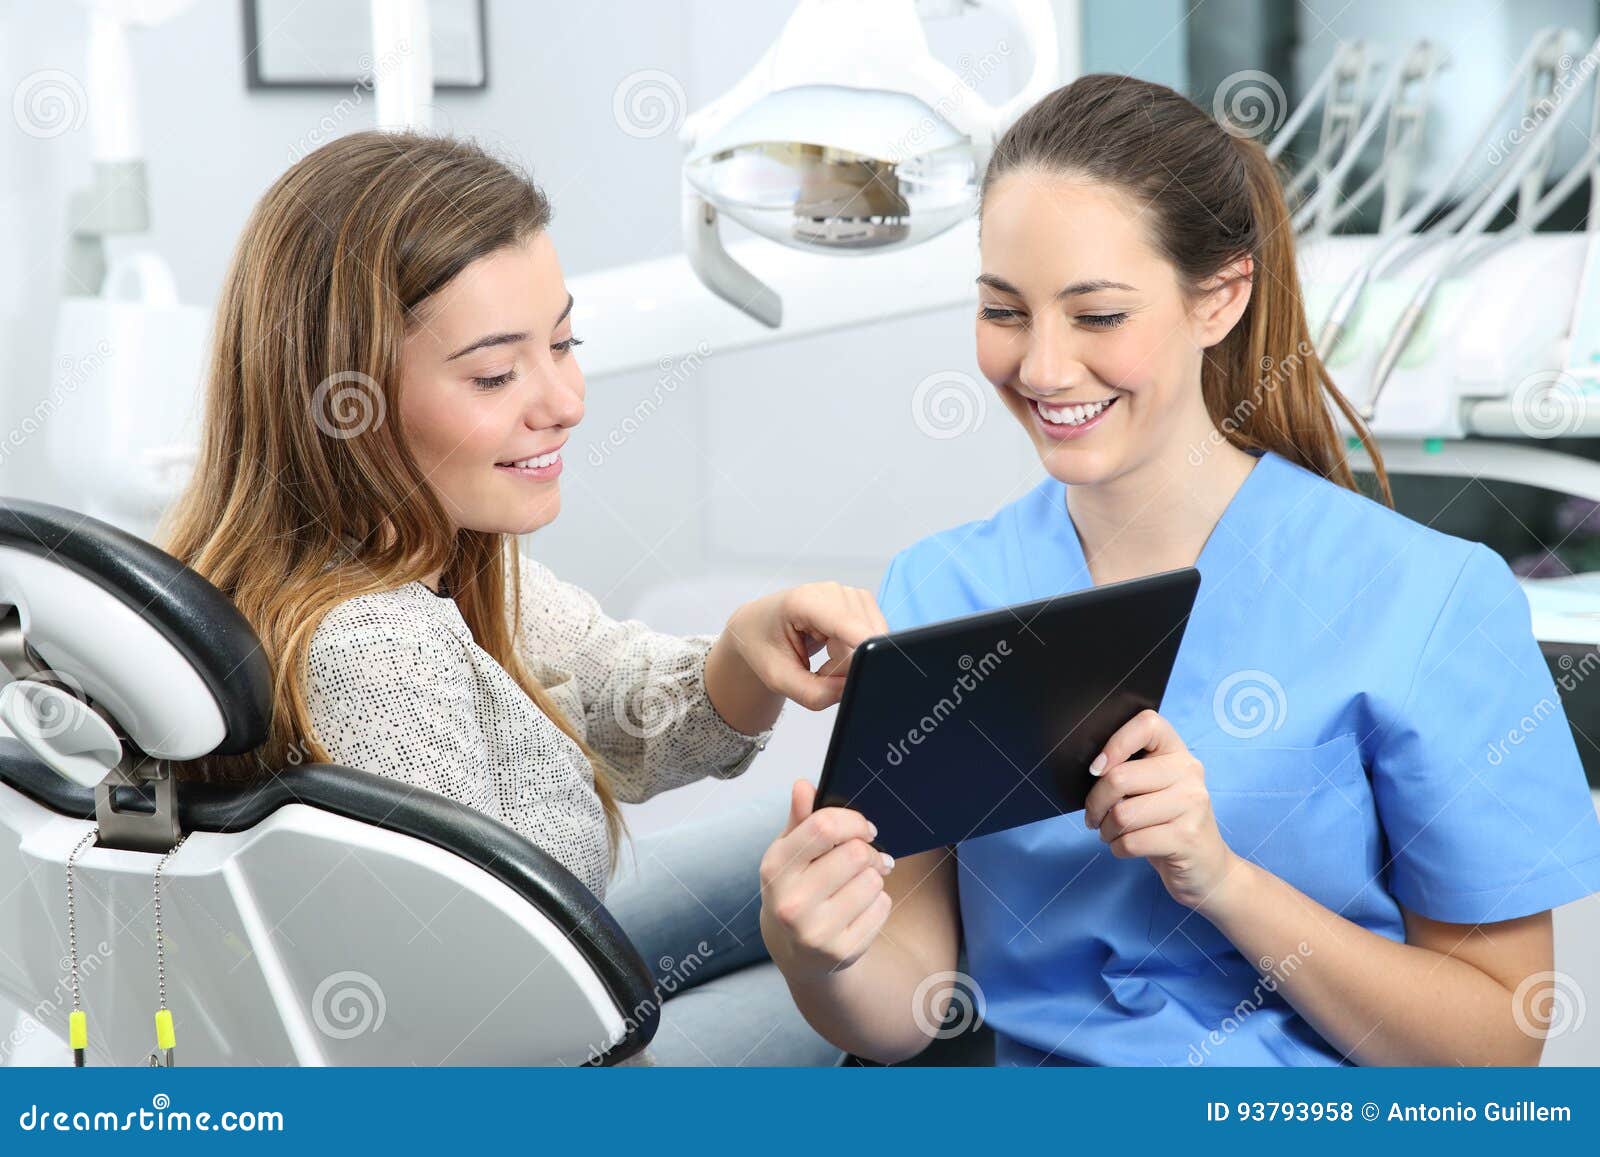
[1214,135,1390,502]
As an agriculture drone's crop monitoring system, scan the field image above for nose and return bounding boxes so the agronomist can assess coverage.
[1017,315,1090,397]
[521,361,584,430]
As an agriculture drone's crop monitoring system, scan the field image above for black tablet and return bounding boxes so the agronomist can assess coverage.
[814,567,1201,858]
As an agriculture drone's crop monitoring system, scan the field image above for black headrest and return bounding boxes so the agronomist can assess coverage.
[0,497,271,755]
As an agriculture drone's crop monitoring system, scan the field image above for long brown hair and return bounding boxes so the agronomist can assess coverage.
[158,129,622,851]
[980,73,1390,503]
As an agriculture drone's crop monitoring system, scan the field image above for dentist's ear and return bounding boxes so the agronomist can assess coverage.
[1192,255,1254,349]
[784,778,817,835]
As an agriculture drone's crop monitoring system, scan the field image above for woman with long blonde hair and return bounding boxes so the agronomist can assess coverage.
[161,129,884,929]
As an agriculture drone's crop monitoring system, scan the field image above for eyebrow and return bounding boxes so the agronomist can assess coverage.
[975,274,1137,300]
[444,293,575,361]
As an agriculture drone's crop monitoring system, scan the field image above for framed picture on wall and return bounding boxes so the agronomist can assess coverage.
[243,0,488,90]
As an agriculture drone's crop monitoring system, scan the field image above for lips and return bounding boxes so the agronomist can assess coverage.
[496,440,566,468]
[1022,392,1121,441]
[1034,395,1119,426]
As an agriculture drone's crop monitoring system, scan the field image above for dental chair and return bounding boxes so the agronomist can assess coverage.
[0,497,658,1066]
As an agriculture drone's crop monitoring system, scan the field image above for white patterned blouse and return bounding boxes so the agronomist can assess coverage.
[304,554,772,898]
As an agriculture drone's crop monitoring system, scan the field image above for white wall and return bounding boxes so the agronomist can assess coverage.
[0,0,1035,567]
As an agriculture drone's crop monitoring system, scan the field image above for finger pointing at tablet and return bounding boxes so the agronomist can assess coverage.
[705,583,889,733]
[759,779,896,980]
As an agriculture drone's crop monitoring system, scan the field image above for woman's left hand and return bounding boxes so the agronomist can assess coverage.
[706,583,889,733]
[1083,708,1244,913]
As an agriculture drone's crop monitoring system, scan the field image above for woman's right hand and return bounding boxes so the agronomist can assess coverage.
[759,778,896,983]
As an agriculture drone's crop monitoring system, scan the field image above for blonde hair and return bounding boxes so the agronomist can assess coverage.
[158,130,622,852]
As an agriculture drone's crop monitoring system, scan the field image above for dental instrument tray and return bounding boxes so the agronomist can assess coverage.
[814,567,1200,858]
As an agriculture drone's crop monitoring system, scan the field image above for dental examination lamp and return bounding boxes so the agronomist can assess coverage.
[680,0,1060,328]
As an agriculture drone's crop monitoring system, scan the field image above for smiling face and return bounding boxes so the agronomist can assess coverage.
[976,172,1251,487]
[397,231,584,536]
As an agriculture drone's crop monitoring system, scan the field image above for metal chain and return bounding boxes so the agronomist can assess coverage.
[152,833,189,1012]
[65,827,97,1012]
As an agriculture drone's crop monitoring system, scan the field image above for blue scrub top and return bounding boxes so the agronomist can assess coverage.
[876,449,1600,1066]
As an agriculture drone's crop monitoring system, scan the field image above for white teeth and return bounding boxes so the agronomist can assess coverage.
[1037,398,1113,426]
[503,451,561,469]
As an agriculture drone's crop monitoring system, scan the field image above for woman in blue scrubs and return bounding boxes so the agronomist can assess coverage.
[757,74,1600,1066]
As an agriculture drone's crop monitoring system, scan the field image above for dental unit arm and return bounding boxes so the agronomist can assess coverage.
[1282,42,1375,204]
[1314,27,1578,360]
[1297,42,1445,237]
[1360,30,1600,420]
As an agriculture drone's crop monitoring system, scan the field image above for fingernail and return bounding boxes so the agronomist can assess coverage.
[881,853,895,871]
[1090,753,1107,776]
[867,822,879,839]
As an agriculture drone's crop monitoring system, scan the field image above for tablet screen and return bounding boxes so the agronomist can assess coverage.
[814,568,1200,857]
